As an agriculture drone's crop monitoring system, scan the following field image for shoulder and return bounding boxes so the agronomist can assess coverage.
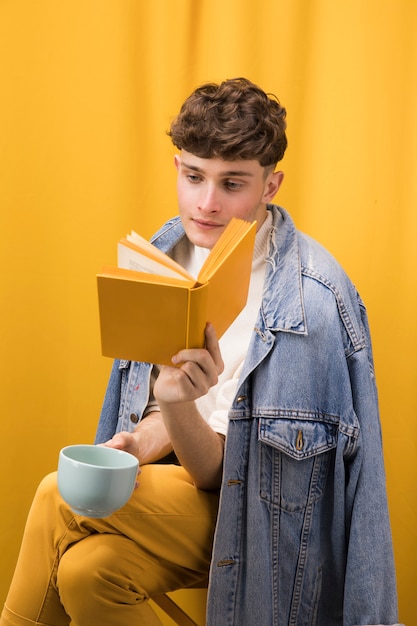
[298,231,348,282]
[269,204,358,295]
[296,231,369,352]
[297,231,362,307]
[270,205,368,348]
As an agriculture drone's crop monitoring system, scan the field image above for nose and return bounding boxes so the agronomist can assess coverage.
[197,185,221,214]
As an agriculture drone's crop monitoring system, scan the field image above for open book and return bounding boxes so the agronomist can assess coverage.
[97,218,257,365]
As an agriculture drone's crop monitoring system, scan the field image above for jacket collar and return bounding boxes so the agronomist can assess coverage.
[261,206,307,335]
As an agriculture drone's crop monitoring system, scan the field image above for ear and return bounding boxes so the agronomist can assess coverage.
[263,170,284,203]
[174,154,181,171]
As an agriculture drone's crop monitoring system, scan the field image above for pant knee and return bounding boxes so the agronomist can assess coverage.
[57,535,145,611]
[34,471,59,501]
[56,535,169,626]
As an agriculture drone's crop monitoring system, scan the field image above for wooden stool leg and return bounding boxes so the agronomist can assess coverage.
[152,593,200,626]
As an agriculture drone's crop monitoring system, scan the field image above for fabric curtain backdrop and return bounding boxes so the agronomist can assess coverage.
[0,1,415,624]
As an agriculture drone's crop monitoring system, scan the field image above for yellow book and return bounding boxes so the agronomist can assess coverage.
[97,218,257,365]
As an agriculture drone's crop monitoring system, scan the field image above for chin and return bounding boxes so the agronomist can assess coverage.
[185,223,219,249]
[189,234,215,250]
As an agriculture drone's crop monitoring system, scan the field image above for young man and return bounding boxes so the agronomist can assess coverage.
[1,78,401,626]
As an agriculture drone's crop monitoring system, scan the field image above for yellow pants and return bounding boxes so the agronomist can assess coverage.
[0,464,219,626]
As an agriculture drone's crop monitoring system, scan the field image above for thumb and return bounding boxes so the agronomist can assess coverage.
[103,432,129,451]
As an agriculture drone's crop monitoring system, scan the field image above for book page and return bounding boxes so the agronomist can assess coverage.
[197,218,256,283]
[118,234,194,281]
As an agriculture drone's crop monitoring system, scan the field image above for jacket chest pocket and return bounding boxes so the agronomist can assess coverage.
[258,417,338,512]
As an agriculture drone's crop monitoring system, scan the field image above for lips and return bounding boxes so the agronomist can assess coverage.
[192,219,223,229]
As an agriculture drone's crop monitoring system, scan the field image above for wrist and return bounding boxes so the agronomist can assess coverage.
[158,399,197,423]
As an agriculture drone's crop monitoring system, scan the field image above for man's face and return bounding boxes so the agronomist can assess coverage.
[174,150,283,249]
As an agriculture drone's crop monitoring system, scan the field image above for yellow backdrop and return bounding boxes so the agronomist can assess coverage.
[0,1,415,624]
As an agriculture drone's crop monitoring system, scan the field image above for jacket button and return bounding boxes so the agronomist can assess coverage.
[130,413,139,424]
[236,395,246,403]
[217,559,236,567]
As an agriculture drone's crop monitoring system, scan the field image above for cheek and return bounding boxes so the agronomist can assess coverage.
[177,179,199,204]
[231,197,261,221]
[176,180,191,209]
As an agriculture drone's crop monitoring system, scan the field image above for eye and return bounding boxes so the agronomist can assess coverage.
[224,180,243,191]
[185,173,202,184]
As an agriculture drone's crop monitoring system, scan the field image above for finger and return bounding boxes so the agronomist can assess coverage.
[103,432,128,451]
[204,322,224,375]
[171,347,209,368]
[177,359,218,393]
[134,467,142,489]
[171,324,223,373]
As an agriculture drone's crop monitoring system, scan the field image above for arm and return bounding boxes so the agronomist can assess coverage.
[155,400,225,491]
[104,323,225,491]
[154,322,225,491]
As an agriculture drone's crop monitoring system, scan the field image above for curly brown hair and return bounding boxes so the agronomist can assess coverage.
[168,77,287,168]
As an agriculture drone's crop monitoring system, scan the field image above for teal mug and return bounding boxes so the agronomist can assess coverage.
[58,444,139,518]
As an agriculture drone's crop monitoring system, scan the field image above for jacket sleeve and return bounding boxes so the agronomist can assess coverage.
[343,304,401,625]
[94,359,123,444]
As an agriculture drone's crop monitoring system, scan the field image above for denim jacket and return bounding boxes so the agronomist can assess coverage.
[95,206,400,626]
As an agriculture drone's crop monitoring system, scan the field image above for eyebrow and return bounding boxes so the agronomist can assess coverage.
[181,161,254,178]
